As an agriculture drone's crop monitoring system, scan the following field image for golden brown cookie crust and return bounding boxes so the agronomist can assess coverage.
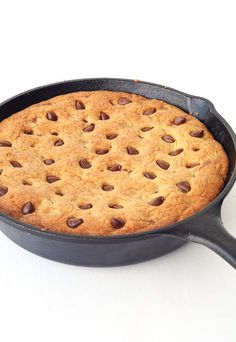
[0,91,229,235]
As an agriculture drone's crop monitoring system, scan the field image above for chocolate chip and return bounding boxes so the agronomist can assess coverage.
[106,133,118,140]
[67,217,84,228]
[176,181,191,193]
[127,146,139,155]
[143,172,156,179]
[96,149,109,155]
[169,148,184,156]
[143,108,156,115]
[100,112,110,120]
[51,132,58,136]
[186,163,200,169]
[22,202,35,215]
[54,139,64,146]
[118,97,131,105]
[149,196,164,206]
[0,186,8,196]
[79,203,93,210]
[75,100,85,110]
[173,117,186,125]
[83,123,95,132]
[55,190,63,196]
[107,164,122,172]
[162,135,175,143]
[192,147,200,152]
[79,159,91,169]
[46,111,57,121]
[24,129,33,135]
[10,160,22,168]
[0,140,12,147]
[141,127,154,132]
[44,159,55,165]
[46,175,61,183]
[156,160,170,170]
[108,204,123,209]
[190,130,204,138]
[102,184,114,191]
[111,218,125,229]
[22,180,32,186]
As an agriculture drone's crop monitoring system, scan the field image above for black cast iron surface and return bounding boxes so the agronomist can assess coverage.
[0,78,236,268]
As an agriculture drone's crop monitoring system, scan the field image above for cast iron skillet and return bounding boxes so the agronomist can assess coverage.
[0,78,236,268]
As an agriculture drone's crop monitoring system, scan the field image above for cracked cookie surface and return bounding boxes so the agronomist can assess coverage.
[0,91,229,235]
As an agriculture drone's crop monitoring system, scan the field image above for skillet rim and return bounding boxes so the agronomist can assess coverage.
[0,77,235,242]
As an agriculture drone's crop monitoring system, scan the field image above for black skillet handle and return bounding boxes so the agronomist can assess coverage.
[187,215,236,269]
[163,204,236,269]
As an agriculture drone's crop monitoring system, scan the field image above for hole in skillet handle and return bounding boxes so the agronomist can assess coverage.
[157,202,236,269]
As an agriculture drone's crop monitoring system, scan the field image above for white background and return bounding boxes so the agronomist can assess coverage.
[0,1,236,341]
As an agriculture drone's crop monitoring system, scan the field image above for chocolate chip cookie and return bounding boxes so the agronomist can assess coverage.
[0,91,229,235]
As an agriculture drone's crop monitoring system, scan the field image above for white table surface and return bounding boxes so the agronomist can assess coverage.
[0,1,236,341]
